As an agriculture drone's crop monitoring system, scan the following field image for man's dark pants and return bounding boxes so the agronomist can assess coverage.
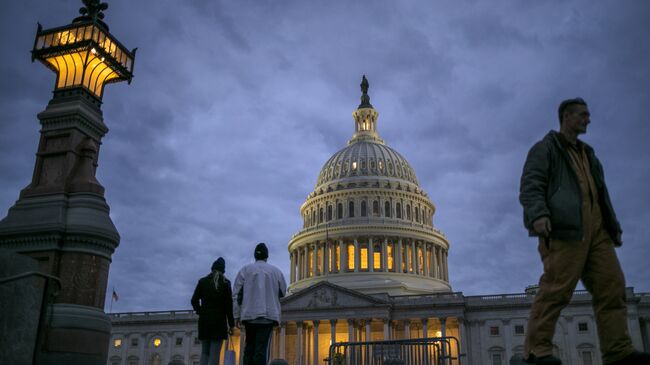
[243,322,274,365]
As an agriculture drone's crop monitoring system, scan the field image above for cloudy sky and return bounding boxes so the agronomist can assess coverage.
[1,1,649,313]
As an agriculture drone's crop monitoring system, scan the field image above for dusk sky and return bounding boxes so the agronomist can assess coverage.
[1,1,649,313]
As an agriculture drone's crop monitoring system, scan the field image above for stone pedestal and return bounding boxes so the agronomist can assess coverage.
[0,89,120,365]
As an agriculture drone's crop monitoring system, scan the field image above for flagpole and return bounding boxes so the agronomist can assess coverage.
[110,286,115,314]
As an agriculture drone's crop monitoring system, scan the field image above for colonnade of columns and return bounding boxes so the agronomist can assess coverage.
[270,317,462,365]
[289,237,448,284]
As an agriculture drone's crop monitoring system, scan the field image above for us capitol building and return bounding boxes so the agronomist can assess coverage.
[107,78,650,365]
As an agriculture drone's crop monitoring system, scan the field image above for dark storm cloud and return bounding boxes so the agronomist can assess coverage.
[1,1,649,312]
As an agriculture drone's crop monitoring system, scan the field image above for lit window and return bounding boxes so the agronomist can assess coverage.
[418,247,424,274]
[360,246,368,270]
[308,250,314,276]
[335,244,340,271]
[373,244,382,270]
[347,244,355,270]
[114,339,122,348]
[153,338,162,347]
[490,326,500,336]
[578,322,588,332]
[317,247,322,274]
[378,160,383,170]
[387,244,394,270]
[352,161,357,170]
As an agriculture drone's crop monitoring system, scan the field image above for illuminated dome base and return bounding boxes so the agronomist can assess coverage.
[289,272,451,296]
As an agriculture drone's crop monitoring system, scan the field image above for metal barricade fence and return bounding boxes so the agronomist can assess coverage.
[328,337,462,365]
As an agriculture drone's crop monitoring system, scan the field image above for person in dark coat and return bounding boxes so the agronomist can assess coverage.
[192,257,235,365]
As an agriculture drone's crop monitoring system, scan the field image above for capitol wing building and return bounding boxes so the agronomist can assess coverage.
[107,79,650,365]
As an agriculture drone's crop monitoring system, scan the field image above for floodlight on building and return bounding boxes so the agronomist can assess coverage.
[31,0,136,100]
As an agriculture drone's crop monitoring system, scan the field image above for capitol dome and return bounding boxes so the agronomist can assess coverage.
[287,76,451,296]
[315,141,420,188]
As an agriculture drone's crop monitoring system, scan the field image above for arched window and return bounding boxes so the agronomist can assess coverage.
[415,207,420,222]
[348,201,355,218]
[327,205,333,221]
[319,208,323,223]
[361,201,367,217]
[337,203,343,219]
[385,201,391,217]
[372,200,379,216]
[312,210,316,226]
[406,204,411,220]
[396,203,402,218]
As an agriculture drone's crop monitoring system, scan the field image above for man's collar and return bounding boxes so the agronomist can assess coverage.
[555,130,582,150]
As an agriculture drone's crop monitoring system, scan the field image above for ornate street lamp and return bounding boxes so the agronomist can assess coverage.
[0,2,136,364]
[32,0,135,99]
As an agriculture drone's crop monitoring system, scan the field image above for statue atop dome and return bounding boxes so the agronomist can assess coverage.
[358,75,373,109]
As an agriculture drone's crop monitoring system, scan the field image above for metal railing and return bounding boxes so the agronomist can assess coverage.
[328,337,462,365]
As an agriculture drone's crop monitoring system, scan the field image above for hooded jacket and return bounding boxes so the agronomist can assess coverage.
[520,130,622,244]
[232,260,287,324]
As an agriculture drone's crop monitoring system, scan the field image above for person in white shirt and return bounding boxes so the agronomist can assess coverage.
[233,243,287,365]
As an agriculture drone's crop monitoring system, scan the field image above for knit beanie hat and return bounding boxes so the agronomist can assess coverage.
[254,243,269,260]
[211,257,226,273]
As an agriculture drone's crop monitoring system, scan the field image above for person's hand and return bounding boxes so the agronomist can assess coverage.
[228,327,234,335]
[533,216,552,237]
[235,319,241,329]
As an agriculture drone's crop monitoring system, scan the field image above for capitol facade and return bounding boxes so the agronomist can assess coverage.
[107,79,650,365]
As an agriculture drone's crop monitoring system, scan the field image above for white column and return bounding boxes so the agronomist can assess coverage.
[347,319,355,342]
[456,317,467,364]
[383,319,390,340]
[421,318,429,338]
[396,238,403,273]
[354,239,360,272]
[411,240,417,274]
[431,246,438,279]
[302,247,307,279]
[503,319,512,364]
[442,251,449,281]
[313,320,320,365]
[404,320,411,339]
[296,322,303,365]
[382,238,388,272]
[365,319,372,341]
[330,319,337,346]
[312,244,318,276]
[424,244,430,277]
[440,317,447,365]
[324,240,330,275]
[368,239,374,272]
[340,239,347,272]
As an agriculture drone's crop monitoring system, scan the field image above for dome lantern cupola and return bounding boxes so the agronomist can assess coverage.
[350,75,383,145]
